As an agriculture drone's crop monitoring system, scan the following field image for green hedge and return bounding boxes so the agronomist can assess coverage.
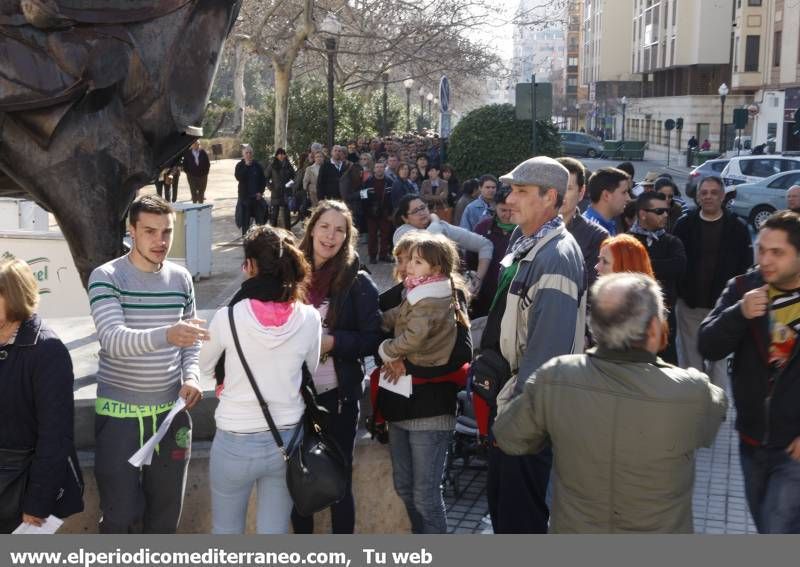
[446,104,562,181]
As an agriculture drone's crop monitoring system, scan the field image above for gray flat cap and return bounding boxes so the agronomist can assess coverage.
[499,156,569,195]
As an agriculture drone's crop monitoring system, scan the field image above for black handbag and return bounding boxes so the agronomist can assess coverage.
[0,447,34,527]
[227,307,349,517]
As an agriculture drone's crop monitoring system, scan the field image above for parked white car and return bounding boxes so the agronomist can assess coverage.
[720,155,800,187]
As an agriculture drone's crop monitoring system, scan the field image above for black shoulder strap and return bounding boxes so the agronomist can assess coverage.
[227,306,289,452]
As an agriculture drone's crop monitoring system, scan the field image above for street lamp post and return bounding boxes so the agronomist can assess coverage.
[381,71,389,136]
[433,97,438,130]
[620,96,628,142]
[418,86,425,129]
[320,13,341,150]
[403,78,414,132]
[718,83,729,155]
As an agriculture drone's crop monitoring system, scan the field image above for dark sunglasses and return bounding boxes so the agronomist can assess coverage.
[644,207,669,215]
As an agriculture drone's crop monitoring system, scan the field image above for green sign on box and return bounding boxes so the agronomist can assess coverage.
[515,82,553,121]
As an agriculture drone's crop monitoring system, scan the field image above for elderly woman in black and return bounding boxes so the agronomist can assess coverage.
[0,258,82,533]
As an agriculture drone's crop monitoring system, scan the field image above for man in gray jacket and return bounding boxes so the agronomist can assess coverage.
[494,273,727,533]
[484,156,586,533]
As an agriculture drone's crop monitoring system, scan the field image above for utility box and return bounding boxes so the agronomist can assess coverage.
[169,202,213,279]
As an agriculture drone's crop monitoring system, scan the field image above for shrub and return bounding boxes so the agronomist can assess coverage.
[446,104,562,181]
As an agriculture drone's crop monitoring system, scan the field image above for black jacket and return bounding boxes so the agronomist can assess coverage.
[328,258,383,404]
[182,148,210,177]
[317,160,349,201]
[568,213,609,291]
[361,175,394,218]
[376,283,472,421]
[699,270,800,448]
[0,315,83,520]
[629,231,687,308]
[267,159,296,203]
[673,210,753,308]
[234,160,267,200]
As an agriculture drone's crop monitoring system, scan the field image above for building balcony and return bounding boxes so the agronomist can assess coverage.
[732,71,763,90]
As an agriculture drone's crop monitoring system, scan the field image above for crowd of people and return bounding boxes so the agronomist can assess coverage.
[6,134,800,536]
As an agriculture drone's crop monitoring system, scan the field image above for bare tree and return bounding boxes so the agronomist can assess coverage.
[230,0,565,148]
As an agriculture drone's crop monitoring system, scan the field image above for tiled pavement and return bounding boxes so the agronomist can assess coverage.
[443,396,756,534]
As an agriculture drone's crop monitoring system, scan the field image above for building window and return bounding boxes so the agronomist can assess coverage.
[773,31,781,67]
[734,36,739,71]
[568,57,578,66]
[747,0,762,5]
[745,35,760,72]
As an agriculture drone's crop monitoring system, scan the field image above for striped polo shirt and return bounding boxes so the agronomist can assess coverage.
[88,255,199,405]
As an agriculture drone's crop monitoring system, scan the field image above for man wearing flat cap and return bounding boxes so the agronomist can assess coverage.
[478,156,586,533]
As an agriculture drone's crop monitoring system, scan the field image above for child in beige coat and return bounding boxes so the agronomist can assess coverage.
[379,234,469,369]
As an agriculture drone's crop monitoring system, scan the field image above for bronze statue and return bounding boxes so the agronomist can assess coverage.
[0,0,240,285]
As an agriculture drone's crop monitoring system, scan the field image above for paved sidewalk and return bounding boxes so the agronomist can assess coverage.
[443,394,755,534]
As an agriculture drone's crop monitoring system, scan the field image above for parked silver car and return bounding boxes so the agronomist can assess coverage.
[729,169,800,229]
[559,131,603,158]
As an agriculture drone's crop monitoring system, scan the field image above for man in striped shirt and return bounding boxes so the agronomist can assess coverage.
[88,195,208,533]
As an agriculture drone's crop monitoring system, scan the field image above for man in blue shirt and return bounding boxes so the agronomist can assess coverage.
[583,167,631,235]
[460,174,498,231]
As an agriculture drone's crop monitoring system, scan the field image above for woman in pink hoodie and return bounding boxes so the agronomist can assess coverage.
[200,226,321,534]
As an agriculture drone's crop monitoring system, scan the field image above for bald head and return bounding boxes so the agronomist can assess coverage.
[788,185,800,213]
[589,273,664,352]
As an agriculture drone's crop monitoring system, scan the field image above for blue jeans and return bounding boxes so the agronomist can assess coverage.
[740,441,800,533]
[210,428,297,534]
[388,425,450,534]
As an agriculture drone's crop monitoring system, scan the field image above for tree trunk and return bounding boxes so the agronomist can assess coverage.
[273,62,291,150]
[232,40,247,134]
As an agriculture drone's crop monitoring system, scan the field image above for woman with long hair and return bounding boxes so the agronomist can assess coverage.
[440,164,460,208]
[201,226,320,534]
[293,200,383,533]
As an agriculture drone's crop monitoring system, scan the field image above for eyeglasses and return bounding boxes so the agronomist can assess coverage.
[408,204,429,215]
[644,208,669,215]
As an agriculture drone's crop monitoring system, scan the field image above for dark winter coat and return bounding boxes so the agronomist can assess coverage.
[0,314,83,522]
[327,258,383,404]
[699,270,800,449]
[267,159,296,204]
[673,210,752,309]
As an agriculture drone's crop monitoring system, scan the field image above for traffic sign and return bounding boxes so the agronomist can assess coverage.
[515,82,553,121]
[733,108,748,130]
[664,119,675,131]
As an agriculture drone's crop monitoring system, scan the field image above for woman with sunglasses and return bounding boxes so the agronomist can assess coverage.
[393,195,493,296]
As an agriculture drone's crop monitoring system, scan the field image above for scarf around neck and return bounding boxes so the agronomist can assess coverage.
[629,221,665,246]
[509,216,563,261]
[308,259,338,308]
[404,274,447,291]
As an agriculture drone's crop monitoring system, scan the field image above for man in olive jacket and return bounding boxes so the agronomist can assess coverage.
[494,273,727,533]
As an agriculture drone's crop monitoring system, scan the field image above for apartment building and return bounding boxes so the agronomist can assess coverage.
[732,0,800,152]
[563,0,583,129]
[580,0,640,136]
[619,0,753,156]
